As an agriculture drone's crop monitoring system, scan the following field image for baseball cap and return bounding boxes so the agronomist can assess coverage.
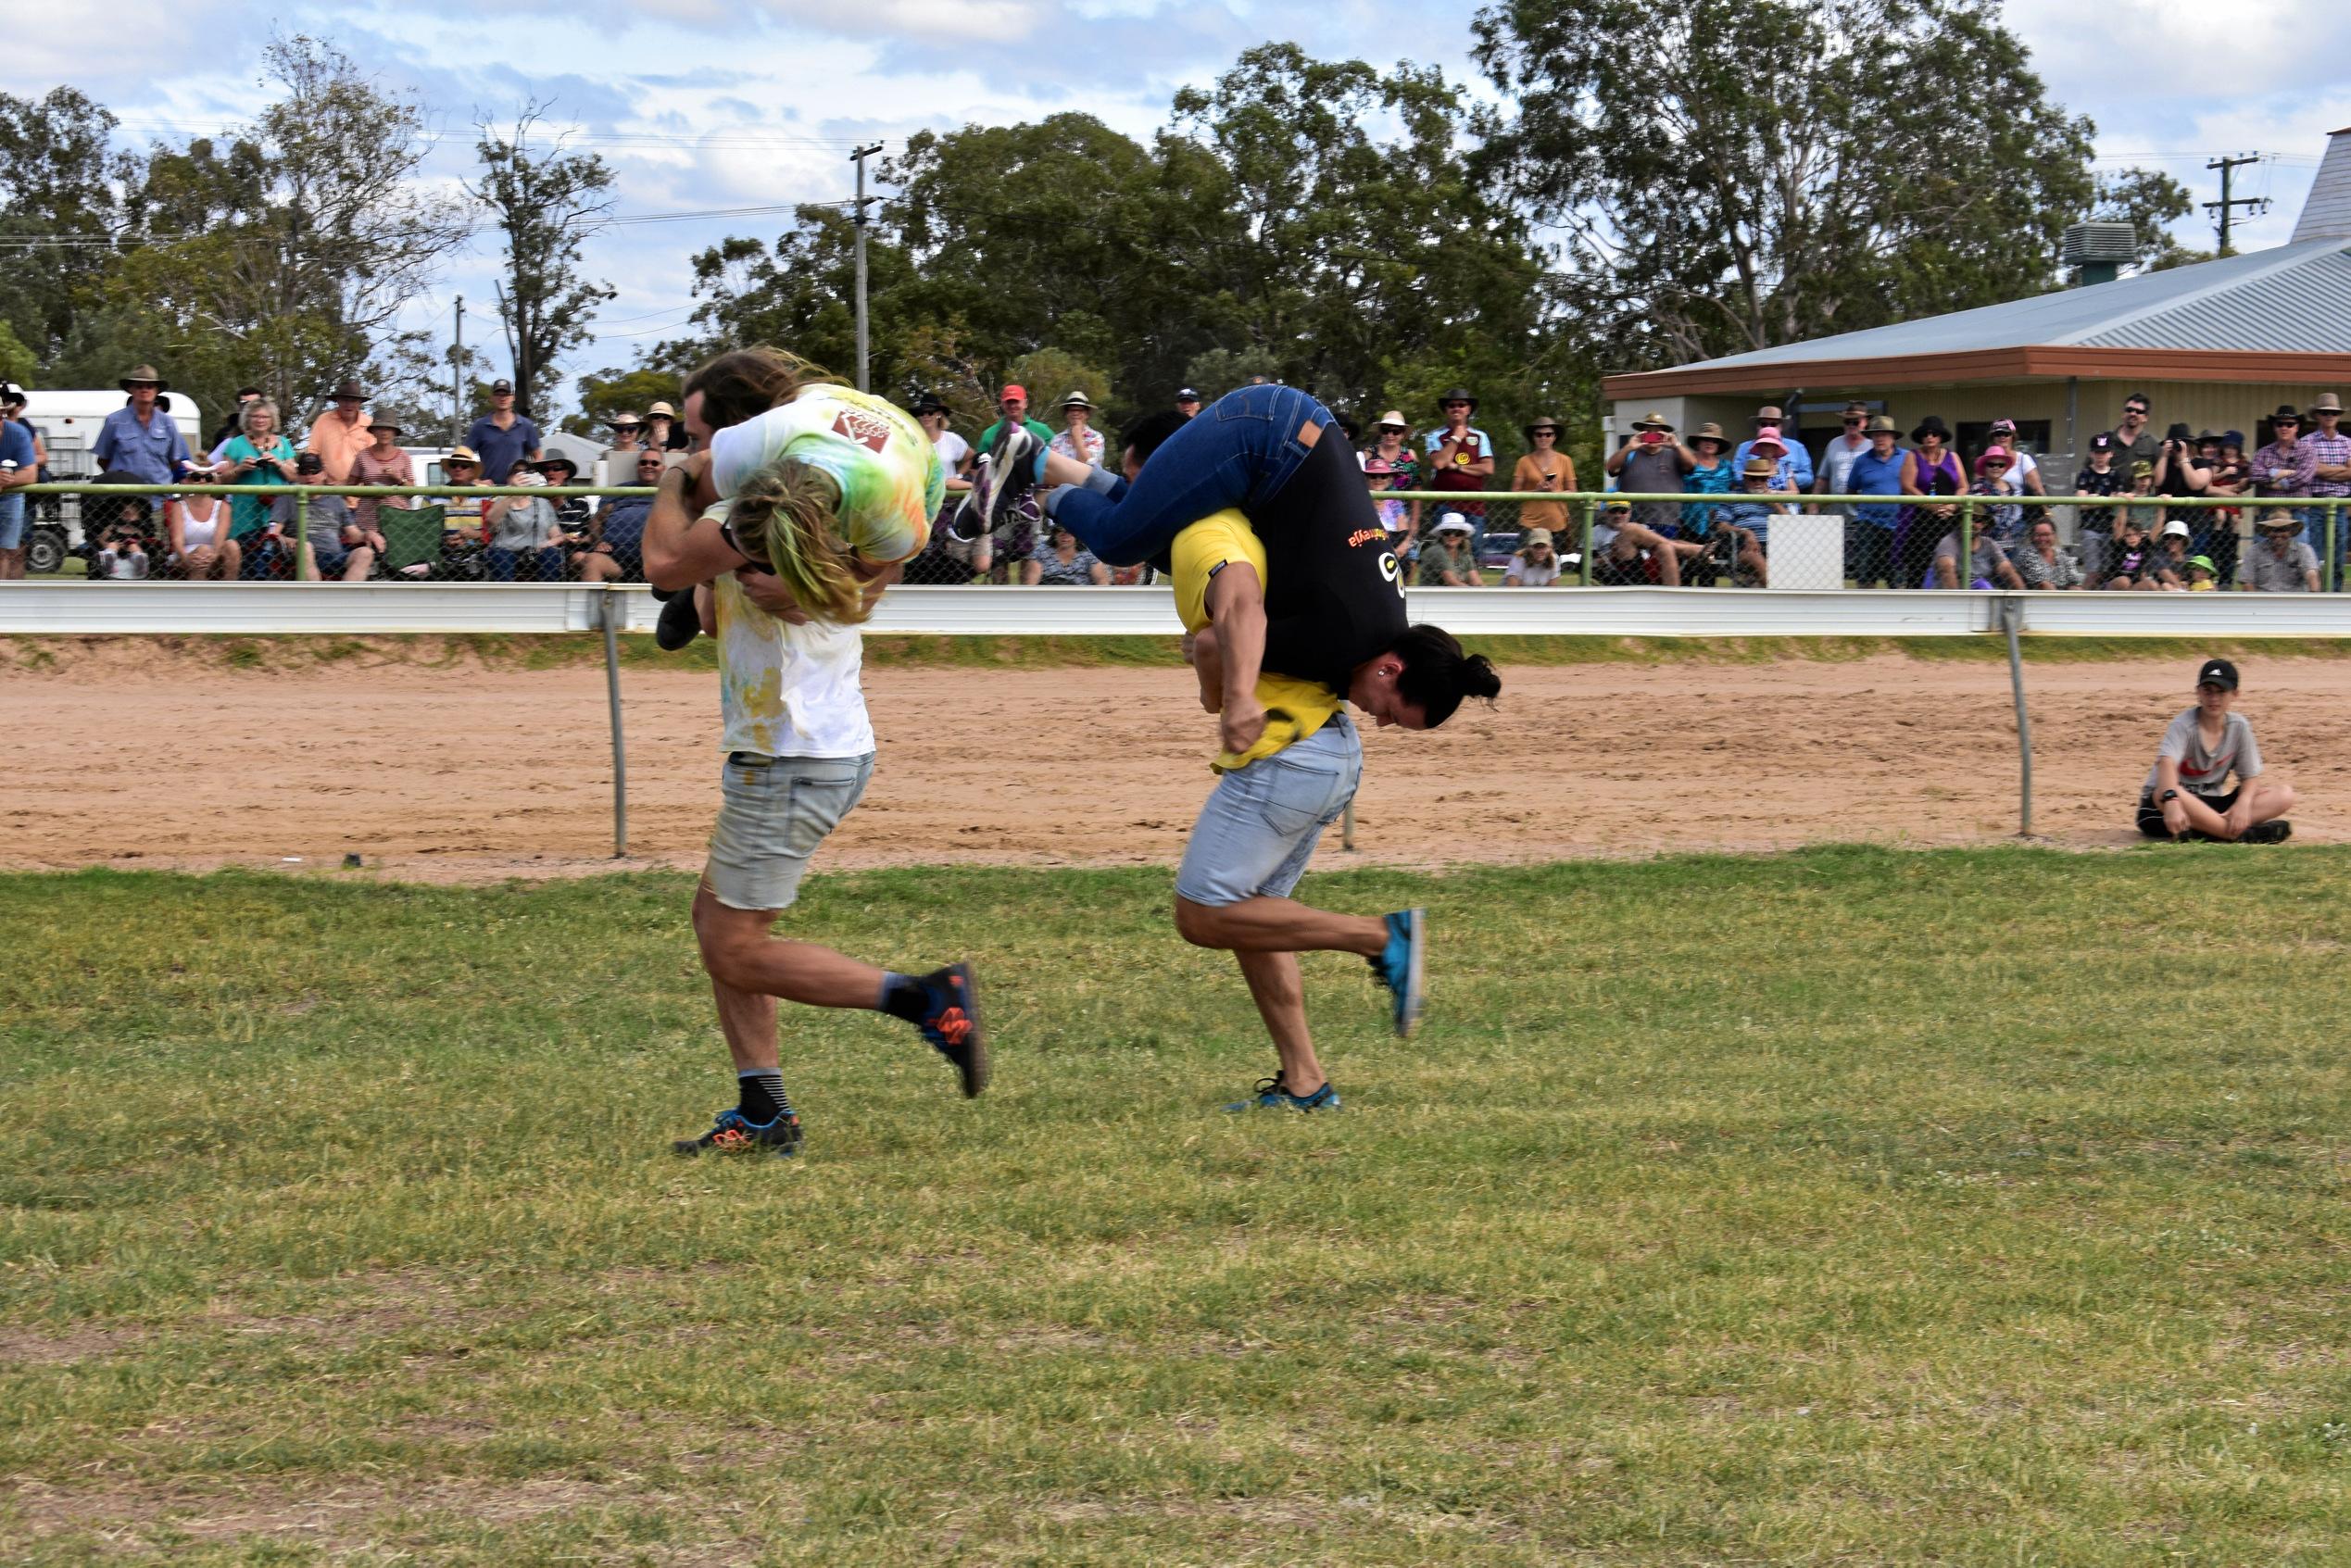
[2161,520,2190,538]
[2188,555,2218,574]
[1522,527,1554,548]
[2089,433,2114,451]
[1433,512,1473,534]
[0,382,25,407]
[1000,383,1027,401]
[2197,658,2239,690]
[491,379,514,394]
[1176,387,1201,401]
[295,451,325,472]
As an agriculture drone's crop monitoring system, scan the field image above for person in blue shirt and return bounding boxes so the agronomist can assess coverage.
[91,364,192,486]
[1845,416,1907,586]
[462,379,542,499]
[0,386,38,578]
[1732,404,1814,489]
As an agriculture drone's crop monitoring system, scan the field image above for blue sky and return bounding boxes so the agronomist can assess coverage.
[10,0,2351,412]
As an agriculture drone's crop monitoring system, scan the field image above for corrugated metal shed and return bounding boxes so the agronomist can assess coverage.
[1663,239,2351,373]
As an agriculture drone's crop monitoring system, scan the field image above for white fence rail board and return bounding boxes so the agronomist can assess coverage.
[8,583,2351,638]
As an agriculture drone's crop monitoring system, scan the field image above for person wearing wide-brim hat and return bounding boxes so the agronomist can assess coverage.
[2303,392,2351,511]
[92,362,192,486]
[1426,389,1494,527]
[305,376,376,495]
[2248,404,2316,533]
[1049,389,1105,469]
[1893,415,1963,589]
[1513,413,1575,535]
[346,413,419,535]
[1604,408,1696,539]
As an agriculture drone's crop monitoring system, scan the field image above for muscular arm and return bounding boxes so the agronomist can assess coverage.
[1202,560,1269,755]
[643,454,748,591]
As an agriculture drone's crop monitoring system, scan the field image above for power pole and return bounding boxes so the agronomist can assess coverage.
[849,142,885,393]
[450,295,464,445]
[2205,154,2268,255]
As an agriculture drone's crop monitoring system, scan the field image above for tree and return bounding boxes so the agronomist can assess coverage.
[1181,347,1285,400]
[0,319,34,387]
[54,37,467,427]
[564,366,685,439]
[1008,347,1111,426]
[0,87,143,362]
[2094,169,2206,271]
[469,106,618,423]
[1470,0,2121,368]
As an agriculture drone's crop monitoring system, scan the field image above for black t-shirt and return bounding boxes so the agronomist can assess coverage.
[1255,433,1410,693]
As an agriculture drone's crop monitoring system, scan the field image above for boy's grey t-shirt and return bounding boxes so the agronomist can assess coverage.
[2144,708,2261,797]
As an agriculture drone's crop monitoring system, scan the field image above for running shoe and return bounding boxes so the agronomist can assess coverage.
[2242,821,2293,845]
[672,1108,803,1160]
[653,587,701,651]
[1223,1074,1340,1112]
[914,962,989,1098]
[1368,907,1427,1037]
[949,425,1042,542]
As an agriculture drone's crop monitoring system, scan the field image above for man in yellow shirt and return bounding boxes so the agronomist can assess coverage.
[1128,403,1499,1112]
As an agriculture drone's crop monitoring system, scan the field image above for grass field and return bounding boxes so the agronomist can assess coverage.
[4,849,2347,1565]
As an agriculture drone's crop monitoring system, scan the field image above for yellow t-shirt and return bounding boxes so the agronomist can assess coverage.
[1172,509,1342,772]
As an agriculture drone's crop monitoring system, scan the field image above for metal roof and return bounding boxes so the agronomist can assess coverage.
[1668,238,2351,371]
[2291,128,2351,243]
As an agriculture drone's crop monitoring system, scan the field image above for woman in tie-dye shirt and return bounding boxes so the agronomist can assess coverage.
[675,354,945,624]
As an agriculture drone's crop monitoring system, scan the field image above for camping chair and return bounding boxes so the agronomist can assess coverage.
[377,505,445,579]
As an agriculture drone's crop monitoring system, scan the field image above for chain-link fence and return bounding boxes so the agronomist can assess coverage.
[21,479,2351,594]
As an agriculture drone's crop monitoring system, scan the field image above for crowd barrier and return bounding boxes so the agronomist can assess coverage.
[18,482,2349,594]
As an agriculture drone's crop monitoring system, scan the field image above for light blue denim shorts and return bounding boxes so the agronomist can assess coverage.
[703,751,874,912]
[1175,714,1362,908]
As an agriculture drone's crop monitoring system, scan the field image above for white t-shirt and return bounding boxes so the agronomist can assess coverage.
[1504,555,1562,585]
[711,503,875,759]
[707,384,942,565]
[933,430,970,488]
[1818,433,1870,493]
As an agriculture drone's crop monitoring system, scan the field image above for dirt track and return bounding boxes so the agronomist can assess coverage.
[7,647,2345,882]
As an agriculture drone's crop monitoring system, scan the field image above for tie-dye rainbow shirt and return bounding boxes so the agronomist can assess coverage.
[707,384,945,565]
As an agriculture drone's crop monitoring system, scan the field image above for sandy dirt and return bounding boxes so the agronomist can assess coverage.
[6,647,2344,882]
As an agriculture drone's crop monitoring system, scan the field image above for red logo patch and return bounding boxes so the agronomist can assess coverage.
[832,408,893,454]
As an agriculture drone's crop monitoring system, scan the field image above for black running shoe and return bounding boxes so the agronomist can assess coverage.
[949,426,1042,542]
[2242,820,2293,845]
[672,1108,803,1160]
[913,962,988,1098]
[654,588,701,651]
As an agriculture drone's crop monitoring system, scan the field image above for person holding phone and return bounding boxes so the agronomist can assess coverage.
[220,399,298,548]
[1512,415,1575,536]
[1603,410,1694,533]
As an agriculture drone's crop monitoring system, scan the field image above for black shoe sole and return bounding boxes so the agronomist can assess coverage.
[937,961,988,1098]
[655,590,701,651]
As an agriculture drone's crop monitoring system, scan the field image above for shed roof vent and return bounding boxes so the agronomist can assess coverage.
[2062,222,2137,265]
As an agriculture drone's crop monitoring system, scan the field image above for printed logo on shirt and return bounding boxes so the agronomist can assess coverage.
[831,408,895,454]
[1378,552,1403,596]
[1347,527,1384,548]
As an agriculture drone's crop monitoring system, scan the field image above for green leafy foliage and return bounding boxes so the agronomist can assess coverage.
[469,105,619,423]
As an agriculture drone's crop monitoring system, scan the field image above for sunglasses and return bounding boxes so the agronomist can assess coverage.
[1842,417,1864,425]
[1530,428,1559,437]
[1442,402,1470,409]
[2124,406,2149,416]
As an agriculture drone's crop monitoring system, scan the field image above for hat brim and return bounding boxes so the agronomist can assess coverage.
[119,378,169,393]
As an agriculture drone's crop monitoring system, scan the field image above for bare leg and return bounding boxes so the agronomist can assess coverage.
[339,546,376,582]
[2219,780,2297,839]
[693,885,886,1006]
[0,546,21,580]
[1175,895,1386,958]
[1234,950,1326,1096]
[712,977,780,1073]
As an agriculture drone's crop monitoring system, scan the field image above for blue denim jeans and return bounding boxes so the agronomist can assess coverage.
[486,546,563,582]
[1046,384,1331,568]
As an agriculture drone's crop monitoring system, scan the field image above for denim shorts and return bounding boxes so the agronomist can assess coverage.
[1175,715,1361,908]
[0,501,24,552]
[703,751,875,911]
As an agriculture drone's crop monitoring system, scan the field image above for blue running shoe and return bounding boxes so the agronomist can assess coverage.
[1222,1074,1340,1112]
[914,962,989,1098]
[1369,907,1426,1037]
[672,1108,803,1160]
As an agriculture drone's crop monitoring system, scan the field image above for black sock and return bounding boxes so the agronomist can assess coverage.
[737,1069,793,1124]
[877,971,929,1024]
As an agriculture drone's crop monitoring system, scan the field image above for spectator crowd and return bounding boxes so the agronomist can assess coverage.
[11,363,2349,596]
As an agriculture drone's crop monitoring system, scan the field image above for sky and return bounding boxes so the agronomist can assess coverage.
[10,0,2351,414]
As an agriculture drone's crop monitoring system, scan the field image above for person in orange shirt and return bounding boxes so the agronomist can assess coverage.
[303,379,376,510]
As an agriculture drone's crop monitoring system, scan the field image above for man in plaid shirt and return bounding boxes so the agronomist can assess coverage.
[2303,395,2351,563]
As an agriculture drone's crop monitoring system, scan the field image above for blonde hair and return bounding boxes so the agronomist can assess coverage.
[684,345,829,430]
[731,460,871,624]
[240,398,280,435]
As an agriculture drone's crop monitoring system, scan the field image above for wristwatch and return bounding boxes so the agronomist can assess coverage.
[2160,789,2180,802]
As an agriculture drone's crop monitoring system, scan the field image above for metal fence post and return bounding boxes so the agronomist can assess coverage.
[1578,497,1595,587]
[2330,503,2341,595]
[1957,498,1976,589]
[1998,596,2033,837]
[599,588,629,858]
